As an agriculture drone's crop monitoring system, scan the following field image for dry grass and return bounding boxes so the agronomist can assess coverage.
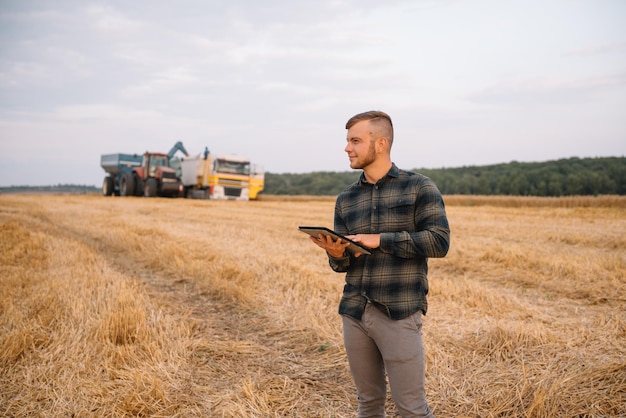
[442,194,626,208]
[1,194,624,417]
[259,194,625,208]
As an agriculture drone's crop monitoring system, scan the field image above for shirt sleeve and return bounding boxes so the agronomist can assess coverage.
[328,196,354,272]
[328,253,351,272]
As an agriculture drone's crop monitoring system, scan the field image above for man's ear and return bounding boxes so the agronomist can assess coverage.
[376,137,388,153]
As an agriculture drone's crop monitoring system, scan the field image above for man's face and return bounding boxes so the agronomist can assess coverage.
[345,120,376,170]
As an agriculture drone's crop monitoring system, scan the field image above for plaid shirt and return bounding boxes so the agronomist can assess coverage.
[330,163,450,320]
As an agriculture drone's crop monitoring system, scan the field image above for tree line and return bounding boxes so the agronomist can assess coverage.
[0,184,99,194]
[264,157,625,196]
[2,157,623,197]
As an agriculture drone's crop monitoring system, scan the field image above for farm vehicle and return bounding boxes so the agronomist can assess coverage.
[101,141,264,200]
[100,142,188,197]
[171,147,265,200]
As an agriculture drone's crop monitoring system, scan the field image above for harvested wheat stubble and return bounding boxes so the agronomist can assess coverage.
[1,194,624,417]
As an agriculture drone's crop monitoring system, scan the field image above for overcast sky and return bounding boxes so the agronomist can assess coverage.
[1,0,624,187]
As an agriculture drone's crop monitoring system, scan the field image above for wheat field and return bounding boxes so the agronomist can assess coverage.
[1,194,624,417]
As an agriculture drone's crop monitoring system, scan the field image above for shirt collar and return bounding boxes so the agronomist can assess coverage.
[359,163,399,185]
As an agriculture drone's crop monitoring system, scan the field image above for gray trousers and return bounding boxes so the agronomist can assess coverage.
[342,302,435,418]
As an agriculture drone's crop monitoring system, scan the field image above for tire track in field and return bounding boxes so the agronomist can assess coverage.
[130,265,352,415]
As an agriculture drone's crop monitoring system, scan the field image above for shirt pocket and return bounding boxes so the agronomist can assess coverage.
[384,194,417,230]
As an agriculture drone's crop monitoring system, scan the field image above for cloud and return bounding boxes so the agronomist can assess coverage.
[84,5,147,33]
[564,41,626,57]
[50,104,163,121]
[467,74,626,105]
[0,0,625,187]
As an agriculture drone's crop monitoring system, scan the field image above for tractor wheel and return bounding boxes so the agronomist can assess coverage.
[102,177,114,196]
[144,178,157,197]
[120,172,136,196]
[135,177,145,196]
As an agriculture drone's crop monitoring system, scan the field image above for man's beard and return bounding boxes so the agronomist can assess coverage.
[350,142,377,170]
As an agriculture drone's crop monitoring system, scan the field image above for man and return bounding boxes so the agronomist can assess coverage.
[309,110,450,417]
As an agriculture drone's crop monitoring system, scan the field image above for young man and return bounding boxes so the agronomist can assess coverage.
[309,110,450,417]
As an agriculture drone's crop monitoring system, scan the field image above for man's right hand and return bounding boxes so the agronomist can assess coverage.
[309,234,351,258]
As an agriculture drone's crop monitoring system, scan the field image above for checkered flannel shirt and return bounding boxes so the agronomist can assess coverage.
[330,163,450,320]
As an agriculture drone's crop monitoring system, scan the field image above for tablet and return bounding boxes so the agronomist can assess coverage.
[298,226,371,255]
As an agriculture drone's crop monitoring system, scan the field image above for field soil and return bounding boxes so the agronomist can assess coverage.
[1,194,625,417]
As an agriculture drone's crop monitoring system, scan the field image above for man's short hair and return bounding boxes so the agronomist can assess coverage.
[345,110,394,146]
